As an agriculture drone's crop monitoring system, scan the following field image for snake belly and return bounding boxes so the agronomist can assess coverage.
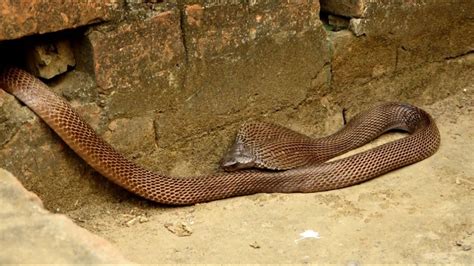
[0,67,440,205]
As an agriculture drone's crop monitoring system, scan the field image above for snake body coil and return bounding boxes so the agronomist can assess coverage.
[0,67,440,205]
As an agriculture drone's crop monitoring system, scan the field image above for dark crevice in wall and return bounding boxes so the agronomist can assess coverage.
[444,50,474,61]
[319,11,350,32]
[342,107,348,125]
[394,47,399,72]
[0,39,29,69]
[324,31,335,92]
[0,27,90,80]
[178,13,189,66]
[177,1,189,91]
[177,2,189,64]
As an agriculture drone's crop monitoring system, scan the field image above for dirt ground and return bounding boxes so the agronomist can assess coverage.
[66,87,473,264]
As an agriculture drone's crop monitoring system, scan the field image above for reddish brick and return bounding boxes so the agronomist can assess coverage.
[0,0,121,41]
[85,9,186,118]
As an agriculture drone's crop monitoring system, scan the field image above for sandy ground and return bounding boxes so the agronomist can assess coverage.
[68,88,473,264]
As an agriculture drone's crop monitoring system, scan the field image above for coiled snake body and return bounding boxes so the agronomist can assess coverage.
[0,67,440,205]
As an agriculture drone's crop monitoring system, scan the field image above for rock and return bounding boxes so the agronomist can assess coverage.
[103,116,156,159]
[157,1,329,149]
[323,1,473,64]
[84,9,185,117]
[249,241,261,249]
[0,168,131,264]
[328,1,473,92]
[347,1,474,62]
[124,214,149,227]
[79,1,330,177]
[0,1,121,41]
[348,18,366,36]
[0,84,120,212]
[330,30,396,89]
[26,39,76,79]
[347,260,360,266]
[164,221,193,237]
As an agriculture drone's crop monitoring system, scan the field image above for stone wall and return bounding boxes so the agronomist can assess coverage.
[0,0,472,210]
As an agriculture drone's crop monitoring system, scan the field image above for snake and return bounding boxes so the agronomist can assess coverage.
[0,66,440,205]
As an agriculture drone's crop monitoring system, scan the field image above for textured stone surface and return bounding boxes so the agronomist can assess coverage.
[78,1,329,177]
[328,0,474,94]
[0,0,121,41]
[323,1,474,66]
[348,1,474,62]
[0,168,131,264]
[330,31,397,89]
[332,53,474,119]
[85,9,185,117]
[26,38,76,79]
[0,81,123,212]
[158,1,327,148]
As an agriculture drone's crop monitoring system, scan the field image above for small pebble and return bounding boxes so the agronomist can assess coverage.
[139,216,149,223]
[455,240,471,251]
[249,241,260,249]
[164,221,193,237]
[125,217,138,227]
[347,260,360,266]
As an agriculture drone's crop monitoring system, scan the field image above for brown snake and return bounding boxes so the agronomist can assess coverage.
[0,67,440,205]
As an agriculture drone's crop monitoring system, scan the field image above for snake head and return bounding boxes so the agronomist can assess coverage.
[220,140,256,171]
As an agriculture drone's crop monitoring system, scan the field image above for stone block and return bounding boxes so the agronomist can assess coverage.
[329,1,473,91]
[0,168,131,264]
[26,39,76,79]
[0,88,123,211]
[330,30,397,89]
[104,116,157,159]
[0,1,331,211]
[85,9,186,118]
[348,1,474,62]
[0,0,121,41]
[155,0,329,148]
[330,56,474,118]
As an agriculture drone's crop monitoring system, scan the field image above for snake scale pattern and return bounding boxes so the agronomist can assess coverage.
[0,67,440,205]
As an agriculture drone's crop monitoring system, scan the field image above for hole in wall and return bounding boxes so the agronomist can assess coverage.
[0,26,94,83]
[320,11,351,32]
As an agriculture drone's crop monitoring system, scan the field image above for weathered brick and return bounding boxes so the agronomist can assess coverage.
[0,0,121,41]
[85,9,185,118]
[348,1,474,62]
[330,31,397,89]
[26,39,76,79]
[155,0,329,148]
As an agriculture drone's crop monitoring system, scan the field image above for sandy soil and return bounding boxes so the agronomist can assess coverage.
[67,88,473,264]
